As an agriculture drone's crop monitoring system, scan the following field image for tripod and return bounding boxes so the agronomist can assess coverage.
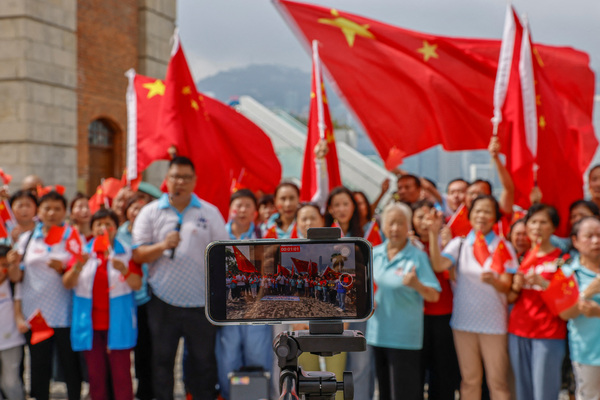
[274,322,365,400]
[275,227,367,399]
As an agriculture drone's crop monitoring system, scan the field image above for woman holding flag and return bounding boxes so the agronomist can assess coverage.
[428,194,517,400]
[7,191,83,400]
[507,204,567,400]
[63,208,142,400]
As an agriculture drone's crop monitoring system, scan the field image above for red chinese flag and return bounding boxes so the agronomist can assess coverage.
[0,168,12,185]
[291,257,310,274]
[447,204,471,238]
[126,42,231,217]
[264,225,278,239]
[499,11,596,237]
[88,185,107,215]
[27,309,54,345]
[101,178,124,199]
[364,220,383,246]
[45,225,66,246]
[0,200,16,228]
[540,269,579,315]
[331,220,344,237]
[491,239,516,274]
[323,265,340,279]
[120,169,143,192]
[300,41,342,202]
[0,220,7,239]
[277,264,291,276]
[232,246,257,273]
[93,230,110,253]
[202,97,281,195]
[127,38,280,216]
[65,227,83,260]
[518,243,541,273]
[277,1,596,209]
[308,261,318,276]
[473,231,490,267]
[290,223,299,239]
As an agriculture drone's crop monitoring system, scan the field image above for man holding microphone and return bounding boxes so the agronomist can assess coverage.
[132,156,228,399]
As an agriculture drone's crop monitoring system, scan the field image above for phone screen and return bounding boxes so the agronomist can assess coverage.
[206,239,373,324]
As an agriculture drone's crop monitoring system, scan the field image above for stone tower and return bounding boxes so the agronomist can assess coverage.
[0,0,176,196]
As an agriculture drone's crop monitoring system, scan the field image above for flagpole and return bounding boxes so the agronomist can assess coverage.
[491,2,516,137]
[312,40,326,141]
[125,68,138,183]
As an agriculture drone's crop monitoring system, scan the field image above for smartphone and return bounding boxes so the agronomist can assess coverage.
[205,238,373,325]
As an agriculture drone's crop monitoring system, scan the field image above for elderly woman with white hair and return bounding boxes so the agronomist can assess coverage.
[366,202,441,400]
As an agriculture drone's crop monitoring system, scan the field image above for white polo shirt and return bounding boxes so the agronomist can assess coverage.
[0,281,25,351]
[132,193,227,307]
[18,224,73,327]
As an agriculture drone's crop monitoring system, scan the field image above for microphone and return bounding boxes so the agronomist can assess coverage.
[170,222,181,260]
[168,191,181,260]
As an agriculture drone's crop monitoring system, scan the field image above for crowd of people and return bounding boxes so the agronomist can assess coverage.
[0,136,599,400]
[226,271,351,307]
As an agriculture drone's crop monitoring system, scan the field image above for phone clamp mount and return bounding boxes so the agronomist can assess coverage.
[274,227,367,400]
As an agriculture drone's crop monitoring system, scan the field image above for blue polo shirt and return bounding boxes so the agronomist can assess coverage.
[366,240,441,350]
[564,258,600,366]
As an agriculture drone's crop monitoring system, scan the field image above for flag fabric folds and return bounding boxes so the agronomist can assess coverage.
[473,232,490,267]
[277,264,291,276]
[27,309,55,345]
[264,226,278,239]
[65,227,84,261]
[233,246,258,273]
[540,268,579,316]
[0,200,16,230]
[490,238,518,274]
[518,243,541,273]
[92,230,111,253]
[126,35,281,217]
[44,225,67,246]
[277,0,596,234]
[447,204,471,238]
[300,40,342,203]
[496,7,596,236]
[364,220,383,246]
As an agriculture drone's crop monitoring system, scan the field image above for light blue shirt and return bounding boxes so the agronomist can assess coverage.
[564,258,600,366]
[132,194,228,307]
[366,240,441,350]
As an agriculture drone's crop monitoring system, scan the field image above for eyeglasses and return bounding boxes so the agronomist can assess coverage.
[167,174,195,183]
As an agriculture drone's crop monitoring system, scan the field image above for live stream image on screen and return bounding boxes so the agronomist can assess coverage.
[225,243,358,320]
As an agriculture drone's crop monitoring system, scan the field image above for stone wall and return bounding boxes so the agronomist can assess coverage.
[0,0,78,194]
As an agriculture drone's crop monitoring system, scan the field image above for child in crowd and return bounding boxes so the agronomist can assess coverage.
[0,244,25,400]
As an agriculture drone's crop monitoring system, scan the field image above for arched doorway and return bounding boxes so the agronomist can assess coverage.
[88,118,119,194]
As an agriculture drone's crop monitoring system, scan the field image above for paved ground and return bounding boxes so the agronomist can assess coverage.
[227,293,356,320]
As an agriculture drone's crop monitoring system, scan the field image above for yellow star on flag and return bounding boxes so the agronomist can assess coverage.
[417,41,439,62]
[318,9,375,47]
[143,80,165,99]
[326,130,335,143]
[0,203,4,210]
[191,99,199,111]
[539,115,546,129]
[182,86,192,95]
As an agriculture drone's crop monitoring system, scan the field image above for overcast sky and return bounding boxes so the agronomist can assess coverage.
[177,0,599,86]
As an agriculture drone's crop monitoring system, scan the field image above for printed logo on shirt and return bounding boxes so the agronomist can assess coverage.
[196,215,208,229]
